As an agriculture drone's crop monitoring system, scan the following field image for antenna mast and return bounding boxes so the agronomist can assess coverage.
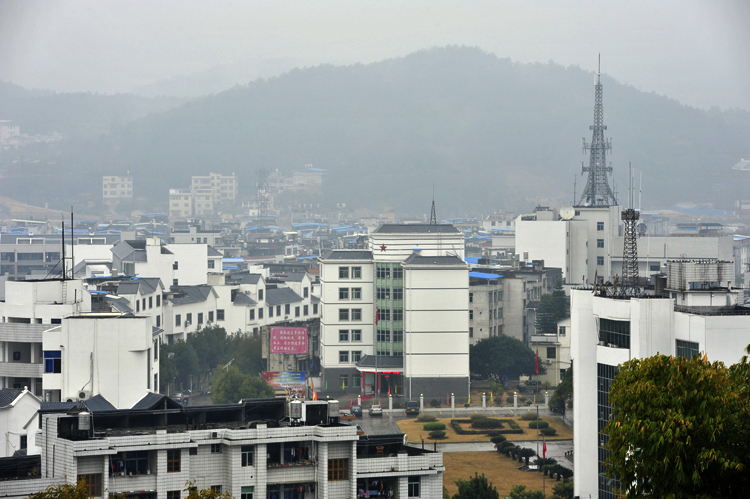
[577,54,615,207]
[255,166,269,229]
[621,163,640,295]
[429,184,437,225]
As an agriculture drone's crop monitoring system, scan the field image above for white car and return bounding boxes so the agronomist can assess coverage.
[369,404,383,416]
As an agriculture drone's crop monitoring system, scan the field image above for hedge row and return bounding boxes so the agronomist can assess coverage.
[450,419,524,435]
[528,420,549,429]
[423,422,446,431]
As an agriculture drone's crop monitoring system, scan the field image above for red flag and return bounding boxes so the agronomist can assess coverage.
[543,436,547,459]
[535,349,539,375]
[375,307,379,325]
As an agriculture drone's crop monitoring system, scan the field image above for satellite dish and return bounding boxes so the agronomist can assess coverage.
[637,223,647,235]
[560,206,575,220]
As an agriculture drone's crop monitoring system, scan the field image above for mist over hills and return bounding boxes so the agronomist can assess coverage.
[2,46,749,216]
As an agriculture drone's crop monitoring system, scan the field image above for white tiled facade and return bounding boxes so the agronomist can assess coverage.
[103,176,133,205]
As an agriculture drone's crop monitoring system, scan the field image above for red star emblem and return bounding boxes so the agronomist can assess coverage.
[380,244,387,252]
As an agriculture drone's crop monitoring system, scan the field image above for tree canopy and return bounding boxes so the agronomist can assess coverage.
[470,335,544,381]
[603,349,750,498]
[549,366,572,412]
[211,365,275,404]
[507,484,545,499]
[451,473,499,499]
[534,279,569,334]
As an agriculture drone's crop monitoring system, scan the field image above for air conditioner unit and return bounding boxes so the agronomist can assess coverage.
[211,431,219,438]
[545,360,552,365]
[78,390,92,400]
[185,321,191,327]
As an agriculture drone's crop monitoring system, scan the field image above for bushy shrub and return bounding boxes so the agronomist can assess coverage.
[470,417,503,429]
[469,413,487,421]
[429,399,439,407]
[528,420,549,429]
[520,411,539,421]
[540,427,557,436]
[490,435,507,445]
[417,413,437,422]
[423,422,446,431]
[427,430,446,440]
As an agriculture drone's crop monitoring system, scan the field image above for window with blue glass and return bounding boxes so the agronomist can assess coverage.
[44,351,61,373]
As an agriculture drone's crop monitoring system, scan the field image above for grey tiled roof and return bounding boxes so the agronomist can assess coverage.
[131,392,182,410]
[321,250,373,260]
[233,293,258,306]
[107,296,133,313]
[402,254,466,266]
[286,272,307,282]
[169,285,214,305]
[84,394,117,412]
[40,394,116,412]
[373,224,459,234]
[0,389,23,408]
[207,246,223,257]
[237,274,262,284]
[265,287,303,306]
[117,277,161,296]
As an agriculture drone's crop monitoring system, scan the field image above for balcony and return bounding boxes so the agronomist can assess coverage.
[0,362,43,378]
[0,323,49,342]
[266,463,316,484]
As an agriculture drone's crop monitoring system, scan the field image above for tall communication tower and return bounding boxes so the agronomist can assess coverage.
[621,164,640,295]
[578,55,615,207]
[429,185,437,225]
[255,167,269,228]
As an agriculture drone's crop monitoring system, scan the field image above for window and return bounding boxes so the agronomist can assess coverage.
[558,326,566,336]
[393,288,403,300]
[650,264,660,272]
[176,314,181,326]
[469,310,473,320]
[44,351,61,373]
[353,376,361,388]
[78,474,102,497]
[295,306,300,317]
[340,288,350,300]
[156,295,161,307]
[676,340,700,359]
[339,351,349,363]
[136,300,140,312]
[597,239,604,248]
[328,458,349,481]
[313,304,318,314]
[241,446,254,467]
[269,306,274,318]
[148,296,153,309]
[351,287,361,300]
[173,279,179,286]
[211,486,222,494]
[377,266,390,279]
[340,374,349,388]
[379,309,390,321]
[173,261,179,270]
[154,342,159,360]
[599,318,630,349]
[469,292,473,303]
[408,476,420,497]
[352,309,362,321]
[351,267,362,279]
[167,449,181,472]
[597,222,604,231]
[339,309,349,321]
[392,266,403,279]
[211,444,222,454]
[339,330,349,342]
[258,308,264,319]
[189,447,197,455]
[351,351,361,362]
[351,329,362,342]
[303,305,309,316]
[217,309,224,321]
[258,289,264,300]
[376,288,390,300]
[547,347,556,359]
[208,259,215,269]
[167,491,180,499]
[198,313,203,325]
[339,267,349,279]
[597,256,604,266]
[277,305,281,316]
[186,313,192,324]
[469,327,473,338]
[208,311,214,322]
[392,309,403,321]
[249,309,255,320]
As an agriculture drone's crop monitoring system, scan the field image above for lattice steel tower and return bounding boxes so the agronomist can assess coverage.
[578,55,615,207]
[621,164,640,295]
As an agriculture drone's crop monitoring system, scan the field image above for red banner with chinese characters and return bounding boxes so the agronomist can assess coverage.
[270,326,308,354]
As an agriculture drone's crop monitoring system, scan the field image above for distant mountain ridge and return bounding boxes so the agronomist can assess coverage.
[2,46,748,215]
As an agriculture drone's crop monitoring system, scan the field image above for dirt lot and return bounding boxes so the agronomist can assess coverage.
[396,415,572,443]
[443,451,554,497]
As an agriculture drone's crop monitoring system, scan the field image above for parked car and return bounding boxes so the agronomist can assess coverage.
[369,404,383,416]
[405,401,420,416]
[351,404,363,418]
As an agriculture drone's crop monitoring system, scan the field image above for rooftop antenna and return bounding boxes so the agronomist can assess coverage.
[577,54,615,207]
[638,171,643,212]
[61,217,66,280]
[573,175,577,205]
[429,183,437,225]
[621,162,641,295]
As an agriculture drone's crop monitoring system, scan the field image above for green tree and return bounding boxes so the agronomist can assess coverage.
[211,365,275,404]
[517,447,536,466]
[534,279,569,334]
[234,331,265,375]
[551,479,574,499]
[451,473,499,499]
[549,366,572,412]
[184,481,234,499]
[27,482,89,499]
[190,326,235,372]
[508,484,545,499]
[470,335,544,381]
[603,352,750,498]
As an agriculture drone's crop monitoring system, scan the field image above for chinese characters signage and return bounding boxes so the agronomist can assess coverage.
[270,326,308,354]
[262,371,306,389]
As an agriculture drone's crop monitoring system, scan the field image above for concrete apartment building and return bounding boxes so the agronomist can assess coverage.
[169,173,238,219]
[0,388,41,457]
[102,175,134,206]
[529,317,571,387]
[318,224,470,400]
[572,260,750,499]
[0,397,444,499]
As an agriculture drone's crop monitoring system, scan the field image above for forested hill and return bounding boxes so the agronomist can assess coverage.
[4,47,749,215]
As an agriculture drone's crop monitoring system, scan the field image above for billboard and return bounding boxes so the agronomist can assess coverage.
[262,371,306,397]
[270,326,308,354]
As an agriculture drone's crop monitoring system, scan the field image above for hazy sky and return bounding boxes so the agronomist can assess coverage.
[1,0,749,109]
